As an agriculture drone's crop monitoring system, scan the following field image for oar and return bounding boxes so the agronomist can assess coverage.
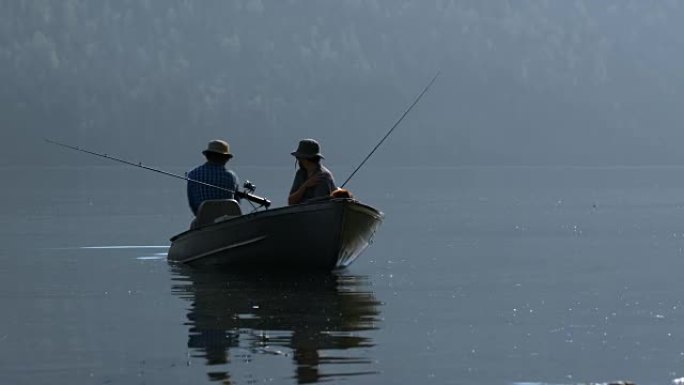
[45,139,271,208]
[340,71,440,188]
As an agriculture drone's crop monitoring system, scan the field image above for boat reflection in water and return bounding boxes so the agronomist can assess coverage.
[171,265,382,384]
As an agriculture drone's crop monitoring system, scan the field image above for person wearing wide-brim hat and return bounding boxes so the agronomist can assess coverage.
[288,139,336,205]
[187,140,240,215]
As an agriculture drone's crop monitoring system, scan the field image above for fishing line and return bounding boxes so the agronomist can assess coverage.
[340,71,440,188]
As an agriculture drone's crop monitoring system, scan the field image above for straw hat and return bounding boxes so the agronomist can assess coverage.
[291,139,324,159]
[202,140,233,158]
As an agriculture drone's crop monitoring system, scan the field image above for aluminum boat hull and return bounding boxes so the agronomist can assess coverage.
[168,199,383,270]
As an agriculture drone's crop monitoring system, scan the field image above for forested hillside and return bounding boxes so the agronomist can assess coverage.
[2,1,684,166]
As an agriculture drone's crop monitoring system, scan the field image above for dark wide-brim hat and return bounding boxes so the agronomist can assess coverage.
[202,139,233,158]
[291,139,324,159]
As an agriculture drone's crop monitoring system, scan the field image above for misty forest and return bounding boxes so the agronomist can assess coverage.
[2,1,684,167]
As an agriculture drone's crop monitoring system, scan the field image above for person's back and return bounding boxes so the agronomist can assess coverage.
[187,140,240,216]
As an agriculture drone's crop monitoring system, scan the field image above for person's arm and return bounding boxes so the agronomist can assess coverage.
[311,171,335,198]
[288,173,322,205]
[231,171,241,202]
[186,169,199,215]
[288,187,305,205]
[288,170,304,205]
[187,181,194,214]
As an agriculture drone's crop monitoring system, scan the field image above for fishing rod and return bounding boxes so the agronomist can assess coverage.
[340,71,441,188]
[45,139,271,208]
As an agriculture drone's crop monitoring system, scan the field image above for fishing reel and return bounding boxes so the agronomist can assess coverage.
[237,180,271,209]
[243,180,256,194]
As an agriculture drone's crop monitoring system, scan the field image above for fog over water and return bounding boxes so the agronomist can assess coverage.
[2,1,684,167]
[3,2,684,385]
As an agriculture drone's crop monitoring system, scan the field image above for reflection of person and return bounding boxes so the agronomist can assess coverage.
[187,140,240,215]
[288,139,336,205]
[171,267,380,384]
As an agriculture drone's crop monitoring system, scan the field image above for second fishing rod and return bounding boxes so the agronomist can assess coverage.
[45,139,271,208]
[340,71,440,188]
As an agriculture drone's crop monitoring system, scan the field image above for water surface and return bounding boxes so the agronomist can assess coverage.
[2,166,684,384]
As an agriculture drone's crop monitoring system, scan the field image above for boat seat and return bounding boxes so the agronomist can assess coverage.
[194,199,242,228]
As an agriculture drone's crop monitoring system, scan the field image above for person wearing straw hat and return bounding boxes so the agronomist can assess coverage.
[288,139,336,205]
[187,140,240,215]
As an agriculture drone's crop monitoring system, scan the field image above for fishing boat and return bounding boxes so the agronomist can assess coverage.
[47,73,438,271]
[167,197,383,270]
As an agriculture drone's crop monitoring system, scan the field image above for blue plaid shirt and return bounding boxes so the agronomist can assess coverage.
[187,162,240,215]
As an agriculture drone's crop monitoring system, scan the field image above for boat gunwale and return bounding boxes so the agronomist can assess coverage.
[170,198,383,242]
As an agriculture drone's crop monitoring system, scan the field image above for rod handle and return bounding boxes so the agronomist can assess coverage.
[237,191,271,208]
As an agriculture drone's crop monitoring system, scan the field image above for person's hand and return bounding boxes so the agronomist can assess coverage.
[302,175,322,189]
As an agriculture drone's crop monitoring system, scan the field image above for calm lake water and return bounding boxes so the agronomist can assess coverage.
[2,165,684,385]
